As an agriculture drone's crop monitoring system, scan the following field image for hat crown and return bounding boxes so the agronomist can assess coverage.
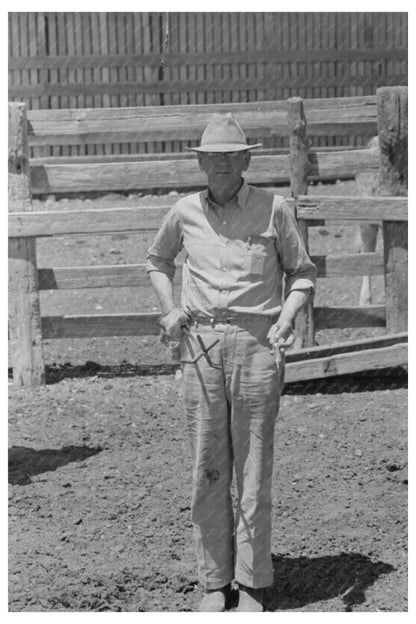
[200,113,247,149]
[184,112,262,152]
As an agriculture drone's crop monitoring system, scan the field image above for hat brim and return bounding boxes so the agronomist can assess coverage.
[184,142,262,153]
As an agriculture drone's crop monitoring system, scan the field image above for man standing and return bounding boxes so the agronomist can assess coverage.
[146,113,317,612]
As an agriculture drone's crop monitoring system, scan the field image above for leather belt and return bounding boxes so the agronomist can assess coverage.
[190,314,277,327]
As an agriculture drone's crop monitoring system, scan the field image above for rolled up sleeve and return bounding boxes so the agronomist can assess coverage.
[275,199,317,296]
[146,207,183,279]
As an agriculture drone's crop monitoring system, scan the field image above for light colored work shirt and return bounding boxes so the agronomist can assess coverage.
[146,180,317,318]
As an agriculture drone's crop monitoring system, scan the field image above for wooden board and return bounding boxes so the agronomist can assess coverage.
[8,102,45,386]
[40,305,386,339]
[285,332,407,362]
[36,252,384,291]
[27,148,381,194]
[9,196,408,239]
[25,96,378,147]
[29,154,292,193]
[29,145,369,166]
[37,264,164,290]
[284,343,407,383]
[42,313,160,338]
[296,195,407,222]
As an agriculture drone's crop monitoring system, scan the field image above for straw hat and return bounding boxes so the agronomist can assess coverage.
[185,113,262,153]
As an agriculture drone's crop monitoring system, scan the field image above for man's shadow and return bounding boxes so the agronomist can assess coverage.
[8,445,102,485]
[264,552,395,611]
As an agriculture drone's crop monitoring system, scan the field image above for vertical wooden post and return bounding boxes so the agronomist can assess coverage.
[287,96,315,348]
[8,102,45,386]
[377,87,408,333]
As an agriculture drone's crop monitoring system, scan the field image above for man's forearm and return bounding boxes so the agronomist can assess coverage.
[268,288,312,347]
[148,271,175,315]
[279,288,312,327]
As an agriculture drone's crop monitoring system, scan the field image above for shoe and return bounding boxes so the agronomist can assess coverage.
[199,585,230,612]
[236,585,264,612]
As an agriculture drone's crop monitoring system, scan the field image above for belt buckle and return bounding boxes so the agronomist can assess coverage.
[212,316,231,325]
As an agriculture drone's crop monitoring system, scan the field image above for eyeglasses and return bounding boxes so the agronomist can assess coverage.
[201,151,248,161]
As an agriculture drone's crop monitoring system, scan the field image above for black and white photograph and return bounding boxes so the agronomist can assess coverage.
[7,5,408,614]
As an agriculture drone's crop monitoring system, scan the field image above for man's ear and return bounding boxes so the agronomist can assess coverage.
[242,151,251,171]
[197,154,206,173]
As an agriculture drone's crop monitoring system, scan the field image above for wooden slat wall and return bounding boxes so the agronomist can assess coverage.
[9,12,408,156]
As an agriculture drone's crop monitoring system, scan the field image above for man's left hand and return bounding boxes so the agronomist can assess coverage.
[267,320,295,351]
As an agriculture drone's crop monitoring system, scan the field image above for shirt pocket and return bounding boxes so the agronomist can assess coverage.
[246,234,274,276]
[186,241,219,273]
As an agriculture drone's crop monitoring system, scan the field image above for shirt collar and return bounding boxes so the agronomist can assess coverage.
[202,179,250,210]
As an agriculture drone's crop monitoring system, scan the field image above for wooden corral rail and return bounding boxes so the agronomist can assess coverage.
[8,196,407,341]
[26,96,380,191]
[8,87,408,386]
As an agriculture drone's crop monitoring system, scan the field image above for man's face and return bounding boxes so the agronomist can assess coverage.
[198,150,251,185]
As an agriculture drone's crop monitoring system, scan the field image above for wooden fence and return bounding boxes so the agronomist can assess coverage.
[8,87,408,386]
[23,95,380,194]
[9,12,408,155]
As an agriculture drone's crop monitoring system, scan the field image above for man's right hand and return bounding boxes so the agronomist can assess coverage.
[158,308,190,342]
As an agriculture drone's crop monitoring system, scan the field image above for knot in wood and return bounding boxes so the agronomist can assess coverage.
[8,151,28,175]
[293,121,306,133]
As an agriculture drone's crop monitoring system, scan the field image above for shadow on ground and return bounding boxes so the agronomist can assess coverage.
[8,444,102,485]
[283,368,407,395]
[265,552,395,611]
[8,362,407,394]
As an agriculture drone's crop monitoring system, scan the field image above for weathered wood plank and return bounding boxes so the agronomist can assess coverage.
[296,195,407,222]
[9,197,408,239]
[383,221,408,333]
[308,148,379,178]
[37,264,165,290]
[29,154,292,193]
[29,145,364,167]
[284,343,407,383]
[311,252,384,277]
[288,96,314,349]
[40,304,387,339]
[288,97,309,199]
[42,313,160,338]
[8,102,45,386]
[25,104,288,146]
[28,148,379,194]
[25,95,377,118]
[378,86,408,334]
[36,252,383,291]
[285,332,408,362]
[25,97,377,146]
[9,205,175,237]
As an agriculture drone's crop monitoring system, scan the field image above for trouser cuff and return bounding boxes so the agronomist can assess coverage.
[204,577,234,591]
[235,572,273,590]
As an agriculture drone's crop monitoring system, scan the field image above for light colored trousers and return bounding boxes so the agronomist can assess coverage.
[180,316,283,590]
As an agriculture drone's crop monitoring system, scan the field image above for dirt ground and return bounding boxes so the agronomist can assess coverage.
[8,179,408,612]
